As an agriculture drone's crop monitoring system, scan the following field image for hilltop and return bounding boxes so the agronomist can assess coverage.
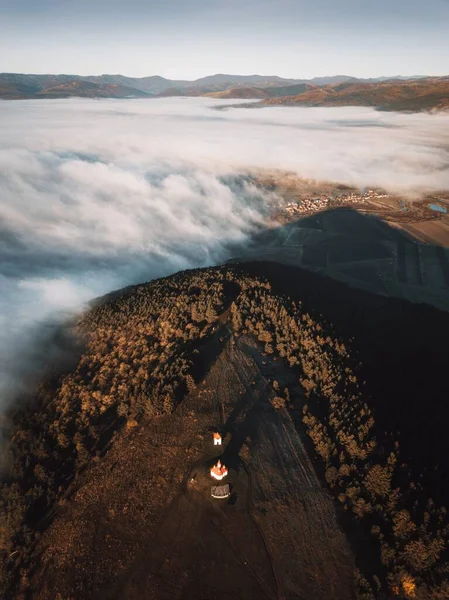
[1,259,449,599]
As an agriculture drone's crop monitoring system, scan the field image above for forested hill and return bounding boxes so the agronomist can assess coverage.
[1,262,449,599]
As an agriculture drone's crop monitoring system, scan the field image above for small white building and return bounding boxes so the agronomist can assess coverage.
[213,432,222,446]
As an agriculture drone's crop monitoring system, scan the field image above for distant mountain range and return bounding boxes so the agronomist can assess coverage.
[0,72,351,98]
[1,72,447,110]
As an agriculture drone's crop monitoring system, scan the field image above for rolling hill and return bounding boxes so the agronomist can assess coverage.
[204,86,272,99]
[0,72,305,99]
[35,80,150,99]
[0,76,151,99]
[0,73,186,97]
[205,82,316,99]
[262,77,449,111]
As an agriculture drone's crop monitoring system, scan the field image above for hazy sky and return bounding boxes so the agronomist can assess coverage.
[1,0,448,78]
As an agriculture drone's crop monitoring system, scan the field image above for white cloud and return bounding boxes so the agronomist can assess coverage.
[18,277,93,311]
[0,97,448,406]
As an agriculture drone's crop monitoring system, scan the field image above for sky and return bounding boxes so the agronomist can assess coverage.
[0,0,449,78]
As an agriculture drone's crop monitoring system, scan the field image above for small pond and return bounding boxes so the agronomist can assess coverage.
[428,203,447,214]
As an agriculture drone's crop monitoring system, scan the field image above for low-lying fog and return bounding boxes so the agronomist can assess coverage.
[1,97,449,406]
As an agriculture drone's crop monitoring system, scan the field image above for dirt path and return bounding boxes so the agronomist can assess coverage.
[228,337,355,600]
[29,332,355,600]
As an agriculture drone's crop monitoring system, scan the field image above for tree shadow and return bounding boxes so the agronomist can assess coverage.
[231,206,449,312]
[229,207,449,501]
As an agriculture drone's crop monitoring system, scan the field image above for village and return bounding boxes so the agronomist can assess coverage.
[282,188,389,217]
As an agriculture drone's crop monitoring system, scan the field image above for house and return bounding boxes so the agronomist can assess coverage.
[210,460,228,481]
[211,484,230,499]
[213,432,222,446]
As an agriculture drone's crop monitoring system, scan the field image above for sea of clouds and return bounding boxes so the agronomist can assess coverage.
[1,96,449,405]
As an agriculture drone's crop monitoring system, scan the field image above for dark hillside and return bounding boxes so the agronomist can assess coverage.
[1,263,449,599]
[236,262,449,491]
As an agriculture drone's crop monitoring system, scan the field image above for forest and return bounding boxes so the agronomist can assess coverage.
[1,261,449,599]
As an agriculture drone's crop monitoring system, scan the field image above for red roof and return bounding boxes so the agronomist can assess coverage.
[210,460,228,480]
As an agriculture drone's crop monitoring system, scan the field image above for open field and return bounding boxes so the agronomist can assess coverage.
[394,218,449,246]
